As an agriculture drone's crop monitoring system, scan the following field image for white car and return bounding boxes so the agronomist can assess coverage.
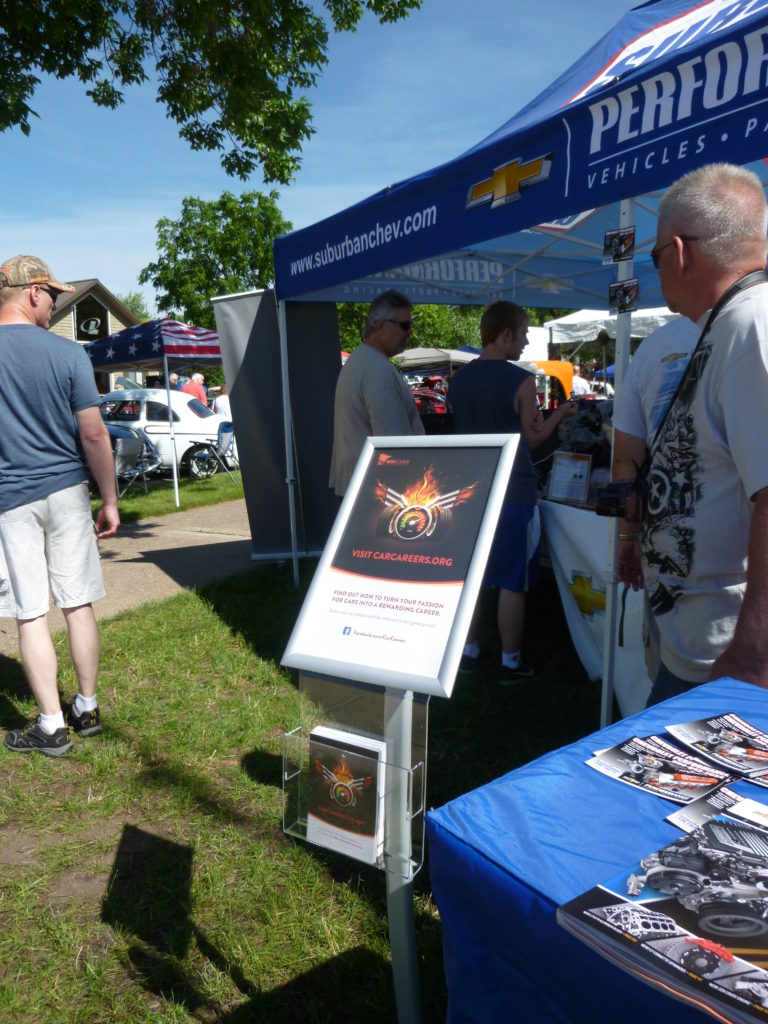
[99,388,234,478]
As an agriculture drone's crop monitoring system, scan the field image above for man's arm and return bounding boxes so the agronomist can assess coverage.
[514,376,576,448]
[709,485,768,687]
[612,428,648,592]
[75,406,120,538]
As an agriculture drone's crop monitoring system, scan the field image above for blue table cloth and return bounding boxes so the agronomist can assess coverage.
[426,678,768,1023]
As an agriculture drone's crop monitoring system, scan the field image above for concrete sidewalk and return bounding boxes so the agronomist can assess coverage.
[0,498,254,659]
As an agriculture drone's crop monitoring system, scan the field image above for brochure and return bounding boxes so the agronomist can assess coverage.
[666,713,768,777]
[558,815,768,1023]
[667,785,744,832]
[587,733,732,804]
[305,725,387,865]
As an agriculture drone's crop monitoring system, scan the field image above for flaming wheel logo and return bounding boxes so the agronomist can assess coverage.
[315,755,371,807]
[375,467,476,541]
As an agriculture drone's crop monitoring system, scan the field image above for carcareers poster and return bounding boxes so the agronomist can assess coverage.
[282,434,518,696]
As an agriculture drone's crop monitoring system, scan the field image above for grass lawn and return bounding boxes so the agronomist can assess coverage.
[92,470,245,524]
[1,486,602,1023]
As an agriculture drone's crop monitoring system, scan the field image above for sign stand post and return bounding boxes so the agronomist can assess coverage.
[384,687,422,1024]
[281,434,520,1023]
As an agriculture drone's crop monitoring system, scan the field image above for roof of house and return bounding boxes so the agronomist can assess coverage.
[51,279,141,329]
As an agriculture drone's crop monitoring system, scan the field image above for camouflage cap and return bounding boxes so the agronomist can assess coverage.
[0,255,75,293]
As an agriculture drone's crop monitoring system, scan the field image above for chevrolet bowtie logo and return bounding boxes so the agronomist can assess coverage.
[466,154,553,211]
[570,573,606,618]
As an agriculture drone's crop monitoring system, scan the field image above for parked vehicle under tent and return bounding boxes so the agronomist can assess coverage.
[213,0,768,723]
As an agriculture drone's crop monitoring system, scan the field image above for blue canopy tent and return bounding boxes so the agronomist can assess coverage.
[274,0,768,312]
[594,364,616,380]
[85,318,222,505]
[260,0,768,730]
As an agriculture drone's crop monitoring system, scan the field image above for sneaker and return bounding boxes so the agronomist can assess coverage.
[5,720,73,757]
[458,653,480,674]
[62,698,102,737]
[499,661,537,686]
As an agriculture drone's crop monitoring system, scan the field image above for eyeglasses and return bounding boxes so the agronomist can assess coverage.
[384,318,413,332]
[651,235,699,269]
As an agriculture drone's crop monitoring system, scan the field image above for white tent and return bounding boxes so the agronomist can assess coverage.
[393,347,478,371]
[544,308,679,345]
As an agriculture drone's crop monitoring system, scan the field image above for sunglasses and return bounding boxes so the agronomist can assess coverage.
[384,318,413,331]
[25,284,59,308]
[651,235,699,269]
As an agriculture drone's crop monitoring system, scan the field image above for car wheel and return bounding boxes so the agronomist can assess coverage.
[184,444,218,480]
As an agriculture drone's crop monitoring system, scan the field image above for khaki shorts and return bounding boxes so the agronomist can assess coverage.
[0,483,105,619]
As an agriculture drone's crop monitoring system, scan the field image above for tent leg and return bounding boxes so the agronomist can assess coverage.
[164,355,180,508]
[277,299,300,587]
[601,197,636,726]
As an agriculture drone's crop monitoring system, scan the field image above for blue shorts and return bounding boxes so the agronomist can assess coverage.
[645,661,700,707]
[483,503,540,593]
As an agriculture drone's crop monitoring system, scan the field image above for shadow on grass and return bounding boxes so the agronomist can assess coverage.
[200,559,317,669]
[0,654,34,729]
[102,823,444,1023]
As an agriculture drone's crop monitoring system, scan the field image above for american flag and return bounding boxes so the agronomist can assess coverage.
[84,318,220,369]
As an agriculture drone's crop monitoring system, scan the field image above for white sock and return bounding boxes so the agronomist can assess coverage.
[463,642,480,660]
[39,712,66,734]
[74,693,98,715]
[502,651,522,670]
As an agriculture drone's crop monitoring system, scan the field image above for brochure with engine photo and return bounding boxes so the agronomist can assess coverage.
[666,713,768,778]
[305,725,387,865]
[667,785,745,832]
[558,815,768,1023]
[586,733,732,804]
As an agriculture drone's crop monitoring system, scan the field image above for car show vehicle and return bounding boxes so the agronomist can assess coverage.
[99,388,234,478]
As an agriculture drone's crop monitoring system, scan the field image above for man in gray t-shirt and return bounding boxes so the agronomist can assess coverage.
[0,255,120,756]
[329,289,424,496]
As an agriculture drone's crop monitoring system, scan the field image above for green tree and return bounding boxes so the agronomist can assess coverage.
[116,290,152,321]
[1,1,420,182]
[139,190,291,329]
[336,302,483,353]
[525,306,574,327]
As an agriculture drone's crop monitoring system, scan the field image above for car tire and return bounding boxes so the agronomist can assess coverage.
[184,444,218,480]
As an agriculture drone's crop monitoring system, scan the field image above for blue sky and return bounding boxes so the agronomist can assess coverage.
[0,0,639,312]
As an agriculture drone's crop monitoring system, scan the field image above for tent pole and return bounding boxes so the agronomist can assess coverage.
[277,299,300,587]
[600,197,635,727]
[164,354,180,507]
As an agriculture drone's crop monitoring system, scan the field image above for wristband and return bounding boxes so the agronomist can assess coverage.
[618,531,641,540]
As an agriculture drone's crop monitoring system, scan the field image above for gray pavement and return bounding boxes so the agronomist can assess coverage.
[0,498,254,659]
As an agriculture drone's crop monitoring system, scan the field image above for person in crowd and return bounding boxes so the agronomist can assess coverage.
[448,300,577,684]
[612,316,699,688]
[169,372,180,389]
[181,372,207,403]
[618,162,768,702]
[0,255,120,755]
[329,289,424,496]
[569,362,592,396]
[212,383,232,419]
